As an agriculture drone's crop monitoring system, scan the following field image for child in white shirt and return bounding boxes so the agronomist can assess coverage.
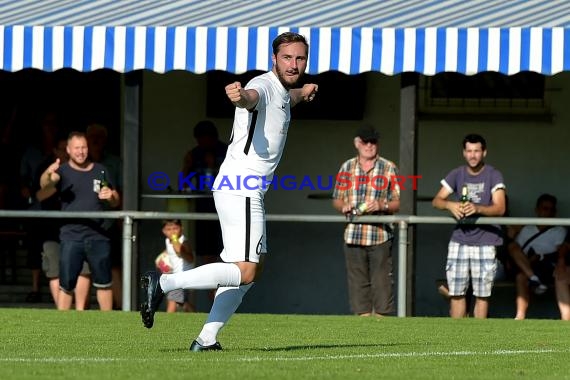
[156,219,195,312]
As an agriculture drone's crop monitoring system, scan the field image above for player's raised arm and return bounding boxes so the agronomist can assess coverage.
[225,81,259,111]
[290,83,318,107]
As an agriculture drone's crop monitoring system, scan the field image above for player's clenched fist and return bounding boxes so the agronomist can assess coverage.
[302,83,318,102]
[225,81,259,109]
[225,81,243,103]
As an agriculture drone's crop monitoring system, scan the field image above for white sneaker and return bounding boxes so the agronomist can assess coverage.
[534,283,548,295]
[529,276,548,295]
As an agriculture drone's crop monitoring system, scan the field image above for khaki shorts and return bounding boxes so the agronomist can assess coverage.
[42,241,91,279]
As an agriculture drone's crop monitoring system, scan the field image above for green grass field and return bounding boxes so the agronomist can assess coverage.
[1,309,569,379]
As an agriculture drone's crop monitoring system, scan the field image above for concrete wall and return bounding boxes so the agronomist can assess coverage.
[137,70,570,317]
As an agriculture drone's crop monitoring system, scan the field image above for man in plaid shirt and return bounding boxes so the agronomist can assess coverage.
[332,125,400,317]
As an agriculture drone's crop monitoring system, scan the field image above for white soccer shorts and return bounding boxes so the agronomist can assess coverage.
[213,191,266,263]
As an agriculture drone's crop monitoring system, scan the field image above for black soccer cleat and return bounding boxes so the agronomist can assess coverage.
[140,271,164,329]
[189,340,223,352]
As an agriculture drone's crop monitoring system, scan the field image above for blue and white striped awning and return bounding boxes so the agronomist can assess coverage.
[2,0,570,75]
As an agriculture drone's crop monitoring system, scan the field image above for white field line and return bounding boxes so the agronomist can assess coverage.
[0,348,566,363]
[233,349,563,362]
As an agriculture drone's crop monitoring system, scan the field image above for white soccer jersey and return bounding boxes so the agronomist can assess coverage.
[213,71,291,196]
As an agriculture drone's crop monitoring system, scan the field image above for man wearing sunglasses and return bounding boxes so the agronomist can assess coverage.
[332,125,400,317]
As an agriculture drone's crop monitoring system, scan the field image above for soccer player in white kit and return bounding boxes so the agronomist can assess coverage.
[140,32,319,351]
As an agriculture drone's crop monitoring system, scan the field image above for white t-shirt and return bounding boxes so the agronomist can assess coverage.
[165,235,194,273]
[213,71,290,196]
[515,225,567,257]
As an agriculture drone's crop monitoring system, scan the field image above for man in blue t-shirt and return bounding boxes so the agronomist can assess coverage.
[432,134,506,319]
[40,131,120,311]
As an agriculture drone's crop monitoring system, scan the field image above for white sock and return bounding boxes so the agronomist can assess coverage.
[197,283,254,346]
[160,263,241,292]
[530,275,541,283]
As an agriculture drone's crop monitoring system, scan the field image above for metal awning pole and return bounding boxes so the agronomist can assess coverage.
[397,220,408,317]
[121,215,133,311]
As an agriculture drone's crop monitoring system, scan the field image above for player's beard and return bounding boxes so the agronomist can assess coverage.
[274,64,301,90]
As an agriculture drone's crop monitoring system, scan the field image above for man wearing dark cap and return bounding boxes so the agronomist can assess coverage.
[332,125,401,317]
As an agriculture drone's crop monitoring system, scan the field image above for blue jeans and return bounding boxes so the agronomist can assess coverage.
[59,240,112,292]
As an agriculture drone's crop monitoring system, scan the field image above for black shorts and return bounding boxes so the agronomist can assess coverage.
[529,253,569,284]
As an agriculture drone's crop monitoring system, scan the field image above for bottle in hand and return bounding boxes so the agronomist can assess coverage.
[460,184,469,204]
[99,170,109,189]
[348,202,367,222]
[459,184,469,222]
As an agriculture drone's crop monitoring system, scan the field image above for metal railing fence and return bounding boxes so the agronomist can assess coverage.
[2,209,569,316]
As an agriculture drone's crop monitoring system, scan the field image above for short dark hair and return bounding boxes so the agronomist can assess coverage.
[68,131,86,141]
[462,134,487,150]
[536,193,557,209]
[162,219,182,228]
[272,32,308,56]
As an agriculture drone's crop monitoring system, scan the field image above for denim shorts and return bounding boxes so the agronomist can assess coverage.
[59,240,112,292]
[42,241,90,279]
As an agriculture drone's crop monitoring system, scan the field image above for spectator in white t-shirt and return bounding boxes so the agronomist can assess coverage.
[507,194,567,320]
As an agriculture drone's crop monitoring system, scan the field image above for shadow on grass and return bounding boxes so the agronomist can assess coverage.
[256,342,409,352]
[160,342,411,353]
